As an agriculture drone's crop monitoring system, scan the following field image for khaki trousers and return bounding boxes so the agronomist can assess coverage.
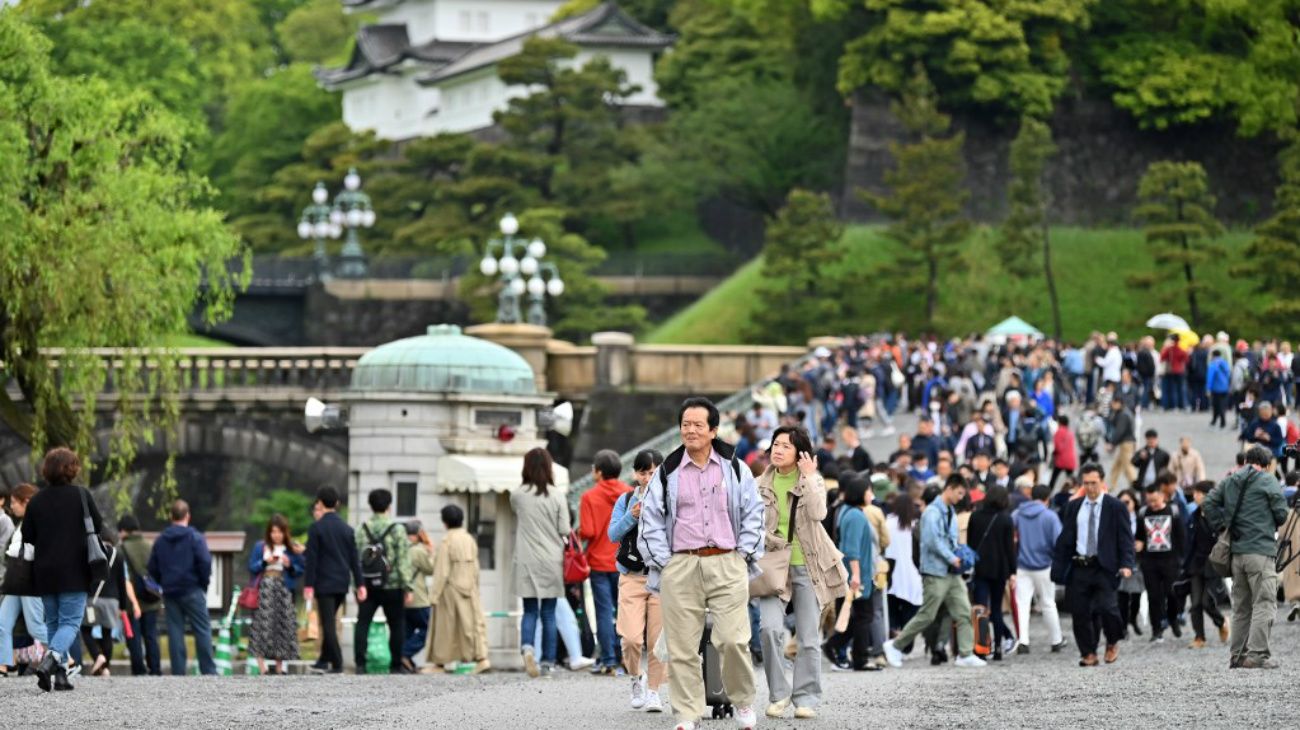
[1110,442,1137,489]
[1230,553,1279,662]
[660,552,755,722]
[893,574,974,657]
[617,572,667,689]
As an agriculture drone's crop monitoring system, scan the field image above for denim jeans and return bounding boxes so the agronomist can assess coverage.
[126,609,162,675]
[41,592,87,663]
[536,595,584,664]
[0,594,48,666]
[1162,374,1187,410]
[164,588,216,675]
[402,607,431,660]
[521,597,557,664]
[589,571,621,667]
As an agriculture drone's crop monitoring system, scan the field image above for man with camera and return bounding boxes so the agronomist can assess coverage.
[882,475,986,669]
[1052,464,1136,667]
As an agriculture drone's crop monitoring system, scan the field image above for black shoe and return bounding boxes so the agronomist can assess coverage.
[1016,644,1030,656]
[930,649,948,666]
[53,667,73,692]
[1170,622,1183,638]
[1130,622,1143,637]
[991,650,1003,662]
[34,652,58,693]
[1050,641,1068,653]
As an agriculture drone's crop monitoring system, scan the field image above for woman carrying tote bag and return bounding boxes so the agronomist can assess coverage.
[21,447,103,692]
[753,426,847,721]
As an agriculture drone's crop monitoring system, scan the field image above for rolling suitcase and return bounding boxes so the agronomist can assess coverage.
[700,613,734,720]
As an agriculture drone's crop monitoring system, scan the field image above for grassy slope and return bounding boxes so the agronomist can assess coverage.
[645,226,1258,344]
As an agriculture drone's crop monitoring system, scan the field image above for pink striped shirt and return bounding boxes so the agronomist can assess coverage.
[672,449,736,551]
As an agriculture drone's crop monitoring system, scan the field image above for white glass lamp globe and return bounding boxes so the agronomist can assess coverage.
[344,171,361,191]
[330,209,344,226]
[347,208,363,227]
[509,277,526,296]
[520,256,538,276]
[547,277,565,297]
[527,276,545,296]
[361,209,376,227]
[312,184,328,205]
[479,257,498,276]
[499,254,519,276]
[527,238,546,259]
[313,220,330,238]
[329,223,342,238]
[499,212,519,236]
[297,221,312,239]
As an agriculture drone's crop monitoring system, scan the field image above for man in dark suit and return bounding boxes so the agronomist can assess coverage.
[1130,429,1171,489]
[1052,463,1136,667]
[304,486,366,674]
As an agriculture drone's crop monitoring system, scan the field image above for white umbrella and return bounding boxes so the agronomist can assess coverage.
[1146,313,1190,331]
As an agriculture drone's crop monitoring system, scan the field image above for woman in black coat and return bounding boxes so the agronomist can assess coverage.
[967,485,1017,660]
[20,447,103,692]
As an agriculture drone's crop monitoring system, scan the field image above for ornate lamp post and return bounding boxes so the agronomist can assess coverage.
[296,182,341,281]
[479,213,564,325]
[331,167,376,279]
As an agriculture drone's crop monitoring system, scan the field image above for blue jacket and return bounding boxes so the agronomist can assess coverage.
[248,540,307,592]
[835,505,875,599]
[1246,417,1285,457]
[147,524,212,598]
[608,488,648,576]
[638,439,766,593]
[1013,501,1062,571]
[918,499,959,578]
[1206,358,1231,394]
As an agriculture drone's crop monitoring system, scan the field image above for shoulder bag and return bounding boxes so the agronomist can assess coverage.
[749,490,800,598]
[0,523,35,595]
[563,531,590,585]
[84,544,117,626]
[1209,472,1254,578]
[79,487,110,584]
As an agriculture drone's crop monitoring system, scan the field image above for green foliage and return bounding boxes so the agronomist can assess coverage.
[656,0,793,110]
[1130,161,1224,330]
[861,69,970,329]
[1086,1,1300,136]
[250,488,317,543]
[1000,116,1062,338]
[745,190,847,344]
[0,13,246,495]
[835,0,1095,117]
[277,0,359,65]
[557,0,677,29]
[1233,136,1300,337]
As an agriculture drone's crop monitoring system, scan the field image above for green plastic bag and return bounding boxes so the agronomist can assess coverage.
[365,621,390,674]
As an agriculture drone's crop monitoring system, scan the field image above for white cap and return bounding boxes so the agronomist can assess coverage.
[1217,331,1229,342]
[814,346,831,358]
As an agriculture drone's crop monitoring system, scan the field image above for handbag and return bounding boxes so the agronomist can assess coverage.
[84,545,116,625]
[1209,471,1254,578]
[238,574,262,611]
[563,531,590,584]
[749,491,800,598]
[78,487,109,584]
[301,597,320,643]
[1,524,35,596]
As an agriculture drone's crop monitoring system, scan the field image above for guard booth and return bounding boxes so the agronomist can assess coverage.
[344,324,568,669]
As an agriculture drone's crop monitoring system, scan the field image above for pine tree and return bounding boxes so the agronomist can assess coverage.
[746,189,846,344]
[861,67,970,330]
[1130,161,1223,330]
[1234,135,1300,337]
[999,116,1062,339]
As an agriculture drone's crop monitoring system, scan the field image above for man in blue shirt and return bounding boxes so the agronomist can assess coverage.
[882,476,986,669]
[1245,401,1285,460]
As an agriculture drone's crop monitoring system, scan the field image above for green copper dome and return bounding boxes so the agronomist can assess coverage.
[350,324,537,395]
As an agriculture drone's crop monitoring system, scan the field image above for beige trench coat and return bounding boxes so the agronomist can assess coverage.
[756,467,848,609]
[427,528,488,664]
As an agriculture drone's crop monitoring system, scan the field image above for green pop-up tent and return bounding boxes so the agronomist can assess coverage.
[986,316,1044,338]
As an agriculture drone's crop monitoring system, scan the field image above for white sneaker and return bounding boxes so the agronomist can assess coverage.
[794,707,817,719]
[882,639,904,668]
[522,647,539,679]
[630,674,647,709]
[955,654,987,668]
[1001,637,1016,654]
[644,690,663,713]
[568,656,595,671]
[735,706,757,729]
[766,697,791,718]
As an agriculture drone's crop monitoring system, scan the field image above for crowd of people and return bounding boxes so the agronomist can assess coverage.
[2,329,1300,730]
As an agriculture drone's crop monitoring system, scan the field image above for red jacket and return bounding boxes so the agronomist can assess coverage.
[1160,344,1189,375]
[578,478,631,572]
[1053,426,1078,470]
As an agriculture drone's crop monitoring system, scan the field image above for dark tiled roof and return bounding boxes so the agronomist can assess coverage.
[415,2,673,87]
[316,24,477,87]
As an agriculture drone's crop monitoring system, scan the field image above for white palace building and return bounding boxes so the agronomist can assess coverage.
[316,0,673,140]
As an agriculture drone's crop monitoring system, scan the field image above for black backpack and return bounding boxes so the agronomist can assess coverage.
[361,523,398,589]
[615,492,647,574]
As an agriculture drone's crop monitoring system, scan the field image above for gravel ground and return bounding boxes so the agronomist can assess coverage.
[2,409,1291,728]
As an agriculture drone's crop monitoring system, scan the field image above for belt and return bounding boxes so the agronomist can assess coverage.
[1073,555,1098,566]
[674,547,732,557]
